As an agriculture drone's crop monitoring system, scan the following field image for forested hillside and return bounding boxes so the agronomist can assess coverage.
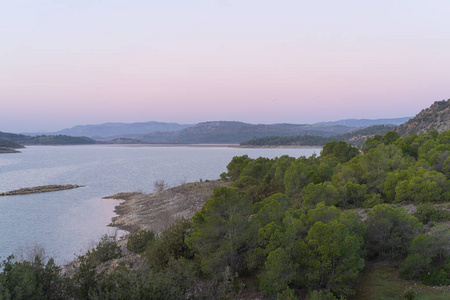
[3,130,450,299]
[0,131,96,145]
[138,121,357,144]
[241,125,395,146]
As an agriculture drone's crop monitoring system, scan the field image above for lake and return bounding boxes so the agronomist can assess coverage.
[0,145,320,264]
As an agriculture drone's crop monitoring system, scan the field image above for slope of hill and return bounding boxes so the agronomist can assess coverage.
[0,138,25,149]
[241,125,395,146]
[40,121,194,138]
[138,121,357,144]
[0,132,96,145]
[315,117,411,127]
[396,99,450,136]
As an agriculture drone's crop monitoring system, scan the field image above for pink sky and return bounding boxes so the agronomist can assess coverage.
[1,1,450,132]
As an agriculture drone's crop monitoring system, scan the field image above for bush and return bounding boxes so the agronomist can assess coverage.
[403,287,417,300]
[308,290,342,300]
[0,255,73,299]
[365,204,422,260]
[277,288,297,299]
[90,235,122,263]
[126,229,155,254]
[414,203,450,225]
[145,218,192,271]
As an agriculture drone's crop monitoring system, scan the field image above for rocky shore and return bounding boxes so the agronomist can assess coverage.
[104,180,228,233]
[0,184,84,196]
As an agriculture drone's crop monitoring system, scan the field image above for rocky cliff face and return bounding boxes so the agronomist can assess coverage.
[396,99,450,136]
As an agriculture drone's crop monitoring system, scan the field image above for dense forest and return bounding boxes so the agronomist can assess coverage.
[240,125,395,147]
[3,130,450,299]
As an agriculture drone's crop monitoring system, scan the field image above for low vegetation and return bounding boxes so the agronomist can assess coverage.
[4,129,450,298]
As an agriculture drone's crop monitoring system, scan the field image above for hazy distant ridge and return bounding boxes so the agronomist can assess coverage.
[138,121,357,144]
[53,121,194,138]
[314,117,412,127]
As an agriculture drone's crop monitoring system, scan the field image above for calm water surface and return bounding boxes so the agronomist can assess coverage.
[0,145,320,264]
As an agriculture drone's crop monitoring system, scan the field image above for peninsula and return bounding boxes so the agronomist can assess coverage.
[0,184,84,196]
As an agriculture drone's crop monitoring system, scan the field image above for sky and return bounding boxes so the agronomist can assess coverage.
[1,0,450,133]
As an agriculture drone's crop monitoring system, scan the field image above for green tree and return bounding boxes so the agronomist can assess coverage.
[0,255,72,300]
[126,229,155,254]
[186,187,255,277]
[284,156,321,198]
[298,220,364,297]
[145,218,192,271]
[400,226,450,285]
[302,182,340,208]
[365,204,422,259]
[259,248,297,295]
[322,141,359,164]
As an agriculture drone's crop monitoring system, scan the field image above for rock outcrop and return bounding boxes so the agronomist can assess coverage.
[396,99,450,136]
[104,180,228,233]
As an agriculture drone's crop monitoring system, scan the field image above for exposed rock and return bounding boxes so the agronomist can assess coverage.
[105,180,228,233]
[396,99,450,136]
[0,184,84,196]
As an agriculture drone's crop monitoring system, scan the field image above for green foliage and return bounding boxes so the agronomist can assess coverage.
[284,156,321,198]
[414,203,450,224]
[72,235,122,298]
[362,193,384,208]
[277,288,297,300]
[145,218,192,271]
[302,182,340,208]
[89,235,122,264]
[400,226,450,285]
[403,287,417,300]
[365,204,422,260]
[126,229,155,254]
[221,155,250,181]
[259,248,297,295]
[308,290,343,300]
[89,258,198,299]
[0,255,72,299]
[322,141,360,163]
[299,220,364,297]
[186,187,255,277]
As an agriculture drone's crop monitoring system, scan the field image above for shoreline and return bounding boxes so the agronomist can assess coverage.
[23,143,322,149]
[104,180,228,233]
[239,145,323,149]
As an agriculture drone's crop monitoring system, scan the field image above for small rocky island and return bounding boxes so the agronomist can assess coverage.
[0,184,84,196]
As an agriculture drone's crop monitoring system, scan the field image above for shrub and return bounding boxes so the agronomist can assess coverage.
[126,229,155,254]
[90,235,122,263]
[414,203,450,225]
[403,287,417,300]
[365,204,422,260]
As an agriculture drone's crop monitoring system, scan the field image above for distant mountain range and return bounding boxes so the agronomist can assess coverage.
[25,121,194,139]
[20,117,412,144]
[136,121,358,144]
[314,117,412,127]
[242,98,450,146]
[0,116,415,148]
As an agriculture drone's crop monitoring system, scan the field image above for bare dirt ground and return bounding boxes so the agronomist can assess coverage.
[104,180,229,233]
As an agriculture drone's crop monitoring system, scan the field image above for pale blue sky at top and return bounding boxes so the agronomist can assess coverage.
[1,0,450,132]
